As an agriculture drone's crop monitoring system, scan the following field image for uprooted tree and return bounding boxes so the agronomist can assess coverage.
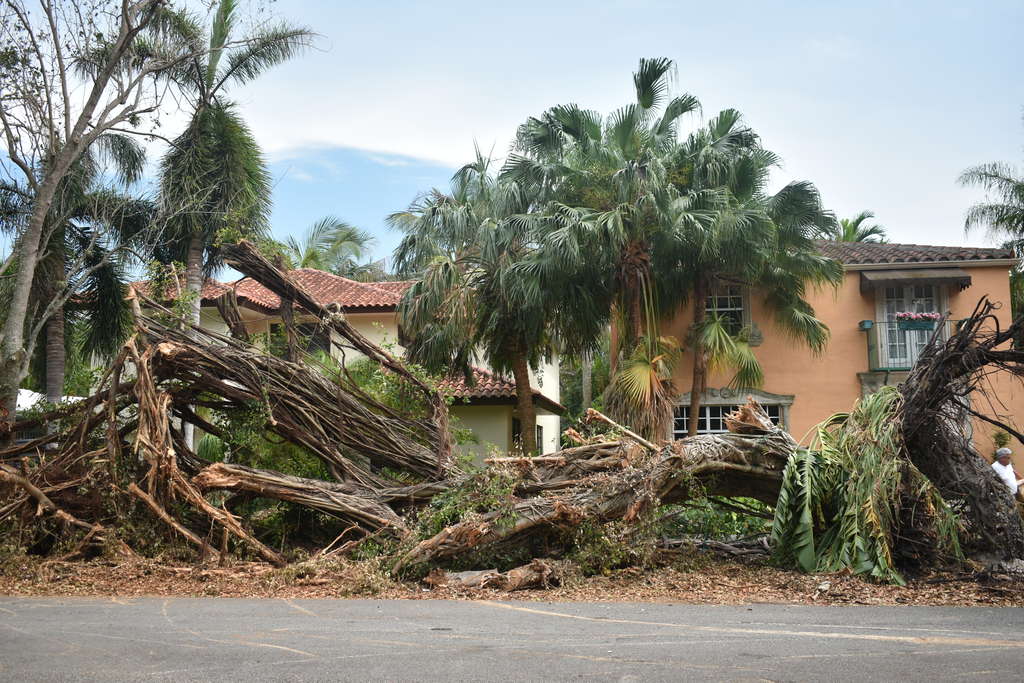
[1,240,1022,585]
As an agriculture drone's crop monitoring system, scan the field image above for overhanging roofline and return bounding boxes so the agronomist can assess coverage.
[842,258,1017,271]
[860,267,973,293]
[454,394,566,415]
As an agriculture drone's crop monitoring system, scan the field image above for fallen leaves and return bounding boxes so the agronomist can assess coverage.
[1,553,1021,607]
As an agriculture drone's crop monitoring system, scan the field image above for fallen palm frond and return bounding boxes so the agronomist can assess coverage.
[772,387,961,584]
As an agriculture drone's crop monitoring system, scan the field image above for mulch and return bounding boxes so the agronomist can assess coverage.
[2,553,1022,606]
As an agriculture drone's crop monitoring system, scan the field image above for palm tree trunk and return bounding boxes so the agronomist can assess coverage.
[185,232,205,327]
[183,232,205,449]
[688,275,708,437]
[581,352,593,411]
[511,351,538,455]
[44,307,66,405]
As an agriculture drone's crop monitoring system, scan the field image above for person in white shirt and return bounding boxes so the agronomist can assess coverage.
[991,448,1023,495]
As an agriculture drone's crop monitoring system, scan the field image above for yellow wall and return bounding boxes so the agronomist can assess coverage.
[664,264,1023,455]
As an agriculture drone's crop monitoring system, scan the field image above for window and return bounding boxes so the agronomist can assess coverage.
[706,283,744,334]
[511,419,544,454]
[879,284,943,368]
[672,404,781,438]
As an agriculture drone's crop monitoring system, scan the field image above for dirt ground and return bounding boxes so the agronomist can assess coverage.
[2,552,1022,606]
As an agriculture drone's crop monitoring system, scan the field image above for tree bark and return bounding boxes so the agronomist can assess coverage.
[511,350,538,455]
[182,232,205,449]
[688,275,708,437]
[0,177,63,439]
[44,306,65,405]
[184,232,205,327]
[581,352,593,410]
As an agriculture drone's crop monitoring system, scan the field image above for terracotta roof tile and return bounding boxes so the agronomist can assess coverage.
[230,270,412,311]
[439,367,565,414]
[129,278,232,302]
[815,240,1015,265]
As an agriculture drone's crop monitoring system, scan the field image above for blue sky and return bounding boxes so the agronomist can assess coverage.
[231,0,1022,266]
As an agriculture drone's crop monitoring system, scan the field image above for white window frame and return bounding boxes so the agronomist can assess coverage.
[706,282,746,335]
[873,284,948,369]
[673,404,782,439]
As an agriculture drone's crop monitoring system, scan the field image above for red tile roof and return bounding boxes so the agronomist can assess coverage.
[133,270,414,312]
[439,367,565,414]
[129,278,232,302]
[815,240,1015,266]
[229,270,412,311]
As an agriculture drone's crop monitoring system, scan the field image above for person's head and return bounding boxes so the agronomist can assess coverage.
[996,447,1012,463]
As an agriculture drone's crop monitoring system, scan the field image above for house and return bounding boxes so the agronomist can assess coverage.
[167,269,564,458]
[664,241,1021,456]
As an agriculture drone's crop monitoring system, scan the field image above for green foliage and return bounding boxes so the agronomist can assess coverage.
[145,260,196,324]
[662,499,772,540]
[824,210,888,243]
[993,429,1012,451]
[771,386,962,584]
[414,462,519,540]
[603,335,679,440]
[566,521,631,575]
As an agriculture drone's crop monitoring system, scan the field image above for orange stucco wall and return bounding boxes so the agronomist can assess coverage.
[665,265,1024,456]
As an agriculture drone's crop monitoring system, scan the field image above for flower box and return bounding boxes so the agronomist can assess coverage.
[897,319,935,331]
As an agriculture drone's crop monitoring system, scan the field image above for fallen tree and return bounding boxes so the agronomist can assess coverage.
[1,243,1022,586]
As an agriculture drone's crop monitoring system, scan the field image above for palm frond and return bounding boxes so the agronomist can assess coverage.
[94,133,147,186]
[771,387,961,584]
[633,57,674,111]
[214,23,314,91]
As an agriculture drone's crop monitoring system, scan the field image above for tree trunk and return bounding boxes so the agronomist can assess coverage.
[581,352,593,410]
[184,233,205,327]
[182,233,205,449]
[0,180,63,440]
[511,350,538,455]
[688,275,708,437]
[44,307,65,405]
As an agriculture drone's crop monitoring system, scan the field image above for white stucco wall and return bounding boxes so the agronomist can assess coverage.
[536,412,561,453]
[450,404,512,462]
[199,308,230,336]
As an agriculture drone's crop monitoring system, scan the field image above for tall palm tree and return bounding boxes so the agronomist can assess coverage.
[960,161,1024,240]
[158,0,312,325]
[508,60,840,440]
[278,216,375,274]
[659,112,843,435]
[504,58,703,352]
[391,152,553,455]
[824,210,888,243]
[0,136,153,403]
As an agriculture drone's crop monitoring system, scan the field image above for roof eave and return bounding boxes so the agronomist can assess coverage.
[842,258,1018,271]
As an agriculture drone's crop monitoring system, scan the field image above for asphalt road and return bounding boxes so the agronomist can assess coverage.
[1,597,1023,681]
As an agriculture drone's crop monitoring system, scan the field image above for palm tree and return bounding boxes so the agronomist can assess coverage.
[504,58,703,352]
[158,0,312,325]
[659,112,843,435]
[507,60,840,440]
[391,152,553,455]
[824,210,888,243]
[0,136,153,403]
[278,216,375,274]
[960,161,1024,240]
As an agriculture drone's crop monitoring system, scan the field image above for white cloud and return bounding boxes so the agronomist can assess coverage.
[366,154,413,167]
